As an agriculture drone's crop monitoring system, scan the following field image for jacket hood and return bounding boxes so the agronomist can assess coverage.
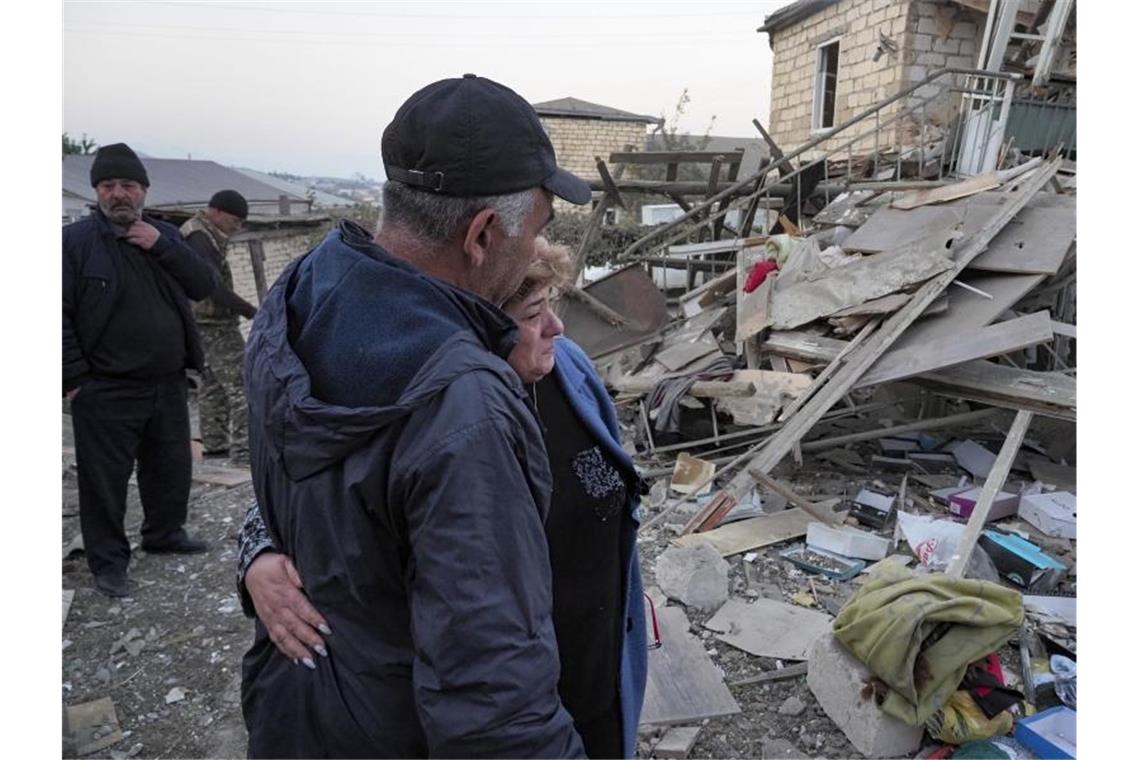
[245,220,524,480]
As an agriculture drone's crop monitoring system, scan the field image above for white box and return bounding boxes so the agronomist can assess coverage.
[807,522,889,561]
[1018,491,1076,539]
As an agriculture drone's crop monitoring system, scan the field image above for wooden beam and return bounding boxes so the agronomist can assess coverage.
[610,150,746,165]
[751,118,791,178]
[703,158,1061,524]
[614,378,757,398]
[248,239,268,301]
[799,408,1002,452]
[560,286,630,327]
[596,156,626,210]
[946,410,1033,577]
[777,318,881,423]
[728,662,808,688]
[748,469,843,526]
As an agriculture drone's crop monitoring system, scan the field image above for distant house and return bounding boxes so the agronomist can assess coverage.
[532,97,662,215]
[757,0,1075,162]
[63,155,330,328]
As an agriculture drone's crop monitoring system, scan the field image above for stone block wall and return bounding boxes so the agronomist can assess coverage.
[768,0,911,159]
[540,116,651,215]
[225,228,318,340]
[767,0,984,161]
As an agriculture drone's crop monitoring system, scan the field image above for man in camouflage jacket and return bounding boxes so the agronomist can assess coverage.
[181,190,257,463]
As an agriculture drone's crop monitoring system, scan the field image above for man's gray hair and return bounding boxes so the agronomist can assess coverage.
[380,182,537,245]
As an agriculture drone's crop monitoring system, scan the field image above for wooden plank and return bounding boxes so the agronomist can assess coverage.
[779,318,879,422]
[890,172,1000,210]
[596,157,626,210]
[639,605,741,727]
[674,508,814,557]
[192,461,252,488]
[969,203,1075,275]
[611,150,745,165]
[728,662,808,687]
[614,377,757,398]
[705,598,834,661]
[912,361,1076,418]
[946,410,1034,577]
[748,469,843,526]
[889,273,1046,350]
[670,237,764,257]
[64,697,124,757]
[248,239,268,302]
[856,311,1055,388]
[654,726,703,759]
[708,159,1061,515]
[842,201,999,254]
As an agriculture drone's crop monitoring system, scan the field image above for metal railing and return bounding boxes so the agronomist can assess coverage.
[619,67,1052,272]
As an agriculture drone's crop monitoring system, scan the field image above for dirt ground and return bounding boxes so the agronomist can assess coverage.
[62,407,1075,759]
[62,411,253,759]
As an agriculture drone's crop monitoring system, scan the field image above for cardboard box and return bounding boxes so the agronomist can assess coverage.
[1018,491,1076,539]
[947,487,1019,521]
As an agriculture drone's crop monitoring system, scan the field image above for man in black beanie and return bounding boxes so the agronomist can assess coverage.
[63,142,219,598]
[181,190,257,464]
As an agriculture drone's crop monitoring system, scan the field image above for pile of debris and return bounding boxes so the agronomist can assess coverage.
[567,154,1076,758]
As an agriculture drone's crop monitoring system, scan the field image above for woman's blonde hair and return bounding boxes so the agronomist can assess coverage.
[505,236,574,306]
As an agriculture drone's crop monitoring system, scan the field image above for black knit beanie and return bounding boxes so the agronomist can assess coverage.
[89,143,149,187]
[209,189,249,220]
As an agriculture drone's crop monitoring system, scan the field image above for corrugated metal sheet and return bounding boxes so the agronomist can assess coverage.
[63,155,309,215]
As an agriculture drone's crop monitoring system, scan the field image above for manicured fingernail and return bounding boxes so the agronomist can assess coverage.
[302,657,316,670]
[318,623,332,635]
[292,658,299,666]
[314,645,328,658]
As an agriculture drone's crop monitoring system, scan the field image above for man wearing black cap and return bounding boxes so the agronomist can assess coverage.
[181,190,257,464]
[239,75,593,758]
[63,142,218,598]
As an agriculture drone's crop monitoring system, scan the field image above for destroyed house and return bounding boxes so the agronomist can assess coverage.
[758,0,1076,161]
[63,155,330,336]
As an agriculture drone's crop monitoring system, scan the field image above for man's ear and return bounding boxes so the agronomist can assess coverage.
[462,207,499,268]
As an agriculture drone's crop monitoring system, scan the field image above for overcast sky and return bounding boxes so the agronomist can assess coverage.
[64,0,782,179]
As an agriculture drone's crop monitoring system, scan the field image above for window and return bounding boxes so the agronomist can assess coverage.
[813,39,840,132]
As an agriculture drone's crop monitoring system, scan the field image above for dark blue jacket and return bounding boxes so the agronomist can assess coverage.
[550,337,648,758]
[241,221,584,758]
[62,209,218,393]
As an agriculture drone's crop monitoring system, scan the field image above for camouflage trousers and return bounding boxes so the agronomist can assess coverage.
[197,322,248,463]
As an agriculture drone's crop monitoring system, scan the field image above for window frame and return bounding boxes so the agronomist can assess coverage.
[812,37,842,134]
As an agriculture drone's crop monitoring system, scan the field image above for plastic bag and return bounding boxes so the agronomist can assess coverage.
[1051,655,1076,708]
[926,690,1014,745]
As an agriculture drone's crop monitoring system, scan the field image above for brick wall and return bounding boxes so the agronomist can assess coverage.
[540,116,650,215]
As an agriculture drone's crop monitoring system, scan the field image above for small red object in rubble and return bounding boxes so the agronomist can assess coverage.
[742,259,778,293]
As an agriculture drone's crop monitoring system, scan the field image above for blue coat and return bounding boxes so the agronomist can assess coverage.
[549,337,648,759]
[243,220,583,758]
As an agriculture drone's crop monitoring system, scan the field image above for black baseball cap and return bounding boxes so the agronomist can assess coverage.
[381,74,592,205]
